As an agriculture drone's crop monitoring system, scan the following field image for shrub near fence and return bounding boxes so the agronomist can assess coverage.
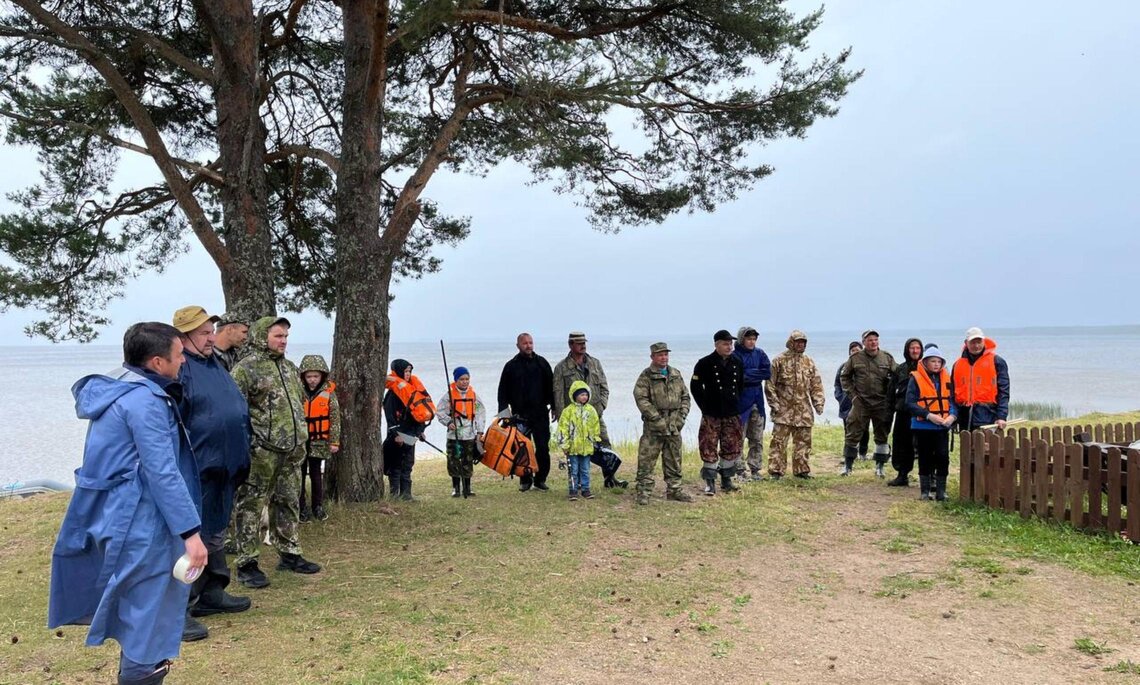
[959,422,1140,540]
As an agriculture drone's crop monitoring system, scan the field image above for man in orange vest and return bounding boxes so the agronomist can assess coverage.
[951,327,1010,432]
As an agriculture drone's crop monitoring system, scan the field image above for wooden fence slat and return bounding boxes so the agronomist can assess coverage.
[1062,425,1073,444]
[1068,444,1084,528]
[1094,424,1104,443]
[1004,436,1018,512]
[1035,440,1050,518]
[1115,423,1126,444]
[1052,426,1063,443]
[1128,449,1140,542]
[1089,445,1104,530]
[1030,427,1040,443]
[959,430,972,501]
[1026,437,1035,517]
[1126,422,1136,443]
[1051,443,1066,522]
[1084,424,1095,439]
[974,431,988,505]
[987,431,1003,508]
[1107,448,1123,533]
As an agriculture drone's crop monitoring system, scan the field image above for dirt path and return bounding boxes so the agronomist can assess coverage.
[519,481,1140,684]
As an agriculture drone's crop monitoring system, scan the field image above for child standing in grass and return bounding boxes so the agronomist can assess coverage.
[557,380,601,501]
[436,366,485,499]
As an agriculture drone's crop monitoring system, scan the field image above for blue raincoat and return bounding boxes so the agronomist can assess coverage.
[178,351,250,537]
[48,366,201,665]
[733,343,772,421]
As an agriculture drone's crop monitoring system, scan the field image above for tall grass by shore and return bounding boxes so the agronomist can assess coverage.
[1009,401,1069,421]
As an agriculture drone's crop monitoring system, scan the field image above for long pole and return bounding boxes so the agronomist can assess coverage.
[440,340,455,453]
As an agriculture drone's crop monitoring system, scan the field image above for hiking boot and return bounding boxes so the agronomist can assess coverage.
[769,472,784,481]
[568,490,579,501]
[236,561,270,589]
[192,588,251,616]
[462,478,475,498]
[582,489,595,500]
[313,505,329,521]
[451,477,461,498]
[299,506,311,523]
[887,473,910,487]
[182,612,209,642]
[533,481,550,492]
[636,492,650,505]
[794,473,813,480]
[277,553,322,574]
[919,475,932,501]
[874,462,885,479]
[666,489,694,503]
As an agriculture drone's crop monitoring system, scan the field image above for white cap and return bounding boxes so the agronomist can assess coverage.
[964,327,985,341]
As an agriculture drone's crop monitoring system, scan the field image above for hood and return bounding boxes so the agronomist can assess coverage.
[390,359,412,377]
[299,354,330,374]
[248,315,289,357]
[72,368,164,420]
[784,329,808,350]
[568,379,591,402]
[902,337,924,369]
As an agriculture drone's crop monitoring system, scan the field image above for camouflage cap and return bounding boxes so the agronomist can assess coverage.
[568,331,587,343]
[217,310,253,327]
[172,305,219,333]
[650,342,670,354]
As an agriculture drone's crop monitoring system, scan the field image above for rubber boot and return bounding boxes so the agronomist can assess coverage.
[462,478,474,498]
[840,445,857,476]
[400,473,414,501]
[919,475,932,500]
[874,461,885,479]
[720,466,740,492]
[935,475,948,502]
[887,471,910,487]
[119,660,172,685]
[701,466,717,496]
[388,476,400,499]
[451,477,461,498]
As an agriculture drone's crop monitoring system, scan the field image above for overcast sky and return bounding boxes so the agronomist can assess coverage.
[2,1,1138,345]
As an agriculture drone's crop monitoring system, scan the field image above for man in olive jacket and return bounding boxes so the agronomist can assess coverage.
[633,342,694,505]
[552,331,611,445]
[839,329,897,476]
[231,316,321,588]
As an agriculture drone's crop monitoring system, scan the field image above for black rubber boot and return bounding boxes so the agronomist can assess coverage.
[388,476,401,499]
[182,610,208,642]
[887,471,910,487]
[720,466,739,492]
[118,660,172,685]
[462,478,474,498]
[451,477,461,498]
[701,466,717,496]
[841,445,857,476]
[400,476,414,501]
[935,475,948,501]
[919,475,932,500]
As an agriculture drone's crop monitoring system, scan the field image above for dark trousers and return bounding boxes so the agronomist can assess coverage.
[891,411,915,475]
[299,457,325,510]
[383,433,416,493]
[518,420,551,486]
[914,430,950,478]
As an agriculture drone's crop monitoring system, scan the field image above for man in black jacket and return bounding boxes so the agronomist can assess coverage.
[498,332,556,492]
[691,330,745,496]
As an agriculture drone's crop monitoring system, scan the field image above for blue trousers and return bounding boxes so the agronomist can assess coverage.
[568,454,592,493]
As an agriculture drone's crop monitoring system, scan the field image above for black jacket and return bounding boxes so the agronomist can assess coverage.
[383,388,425,436]
[497,352,554,423]
[890,338,924,413]
[690,351,744,418]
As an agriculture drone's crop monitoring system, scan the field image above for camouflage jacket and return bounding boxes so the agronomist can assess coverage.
[231,316,308,454]
[840,348,898,407]
[552,353,609,418]
[633,365,690,435]
[299,354,341,459]
[765,331,825,427]
[213,344,247,373]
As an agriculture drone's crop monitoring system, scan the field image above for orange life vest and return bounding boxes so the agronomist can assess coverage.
[385,372,436,424]
[952,339,998,406]
[303,381,336,442]
[480,417,537,478]
[446,383,477,422]
[910,368,952,424]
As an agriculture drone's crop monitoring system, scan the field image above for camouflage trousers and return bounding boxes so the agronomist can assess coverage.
[769,423,813,476]
[844,398,893,455]
[636,432,683,495]
[446,439,477,479]
[233,445,305,567]
[741,410,766,476]
[698,415,743,468]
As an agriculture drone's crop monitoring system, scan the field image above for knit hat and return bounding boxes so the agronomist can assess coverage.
[573,387,590,401]
[922,345,946,363]
[453,366,470,381]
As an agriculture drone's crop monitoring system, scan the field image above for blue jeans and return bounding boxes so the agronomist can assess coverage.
[568,454,592,493]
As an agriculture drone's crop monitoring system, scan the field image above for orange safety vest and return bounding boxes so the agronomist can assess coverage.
[446,383,477,422]
[385,372,436,424]
[304,381,336,442]
[911,368,952,424]
[952,339,998,406]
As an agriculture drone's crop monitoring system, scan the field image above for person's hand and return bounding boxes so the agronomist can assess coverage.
[448,422,457,432]
[330,445,340,454]
[551,409,558,423]
[185,533,207,573]
[996,419,1007,430]
[394,434,404,445]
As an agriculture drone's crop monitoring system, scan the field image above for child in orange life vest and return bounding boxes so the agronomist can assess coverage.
[299,355,340,522]
[905,345,958,502]
[435,367,486,499]
[383,359,435,501]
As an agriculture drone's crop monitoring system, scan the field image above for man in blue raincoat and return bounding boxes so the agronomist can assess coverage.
[48,322,206,685]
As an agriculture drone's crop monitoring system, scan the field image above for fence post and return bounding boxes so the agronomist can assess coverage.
[1089,446,1105,530]
[1067,444,1084,528]
[1128,449,1140,542]
[974,430,988,505]
[1034,440,1049,518]
[1019,439,1032,518]
[959,429,973,501]
[1051,442,1066,522]
[1108,448,1123,534]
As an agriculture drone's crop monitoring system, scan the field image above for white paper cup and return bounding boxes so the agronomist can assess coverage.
[173,554,201,584]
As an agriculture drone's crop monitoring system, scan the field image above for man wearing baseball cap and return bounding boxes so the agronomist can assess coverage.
[213,310,252,372]
[951,327,1010,431]
[632,342,694,504]
[171,306,253,640]
[691,330,746,495]
[839,329,897,476]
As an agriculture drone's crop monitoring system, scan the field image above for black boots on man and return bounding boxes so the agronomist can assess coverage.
[236,560,270,589]
[887,472,911,487]
[919,475,932,500]
[935,475,948,502]
[720,466,740,493]
[841,445,857,476]
[451,477,462,498]
[118,660,172,685]
[277,553,322,574]
[182,610,208,642]
[701,466,717,496]
[462,478,474,498]
[191,550,251,617]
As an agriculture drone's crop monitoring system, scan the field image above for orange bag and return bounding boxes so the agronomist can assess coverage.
[480,417,537,478]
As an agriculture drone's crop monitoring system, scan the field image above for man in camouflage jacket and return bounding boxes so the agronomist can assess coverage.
[632,342,694,505]
[839,329,898,476]
[552,331,611,446]
[230,316,321,588]
[765,330,825,479]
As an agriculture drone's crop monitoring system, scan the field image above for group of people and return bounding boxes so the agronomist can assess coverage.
[48,308,340,685]
[46,314,1011,684]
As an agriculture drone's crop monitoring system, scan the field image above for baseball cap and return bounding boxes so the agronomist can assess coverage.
[217,311,252,327]
[650,342,670,354]
[965,327,985,341]
[713,329,736,342]
[861,329,879,340]
[172,305,219,333]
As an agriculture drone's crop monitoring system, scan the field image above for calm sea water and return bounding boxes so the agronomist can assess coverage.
[3,326,1138,486]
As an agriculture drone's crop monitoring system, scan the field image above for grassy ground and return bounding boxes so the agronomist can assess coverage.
[2,411,1139,684]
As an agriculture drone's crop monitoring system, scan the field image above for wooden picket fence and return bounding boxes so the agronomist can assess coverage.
[959,422,1140,539]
